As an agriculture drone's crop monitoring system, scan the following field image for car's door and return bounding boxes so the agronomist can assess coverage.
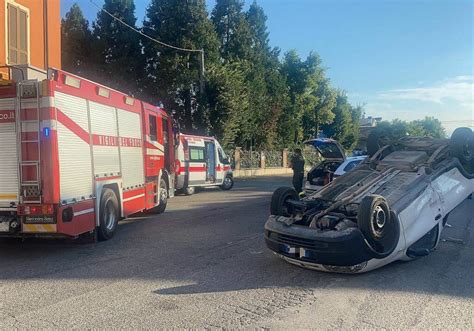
[188,145,206,186]
[398,183,442,252]
[432,167,473,219]
[205,141,216,183]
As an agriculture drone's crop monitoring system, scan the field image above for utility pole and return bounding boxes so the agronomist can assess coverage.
[199,50,205,93]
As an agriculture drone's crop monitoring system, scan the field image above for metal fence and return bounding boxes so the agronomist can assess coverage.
[265,150,283,168]
[240,150,261,169]
[302,146,321,167]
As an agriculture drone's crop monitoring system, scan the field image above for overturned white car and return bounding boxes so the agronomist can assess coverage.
[265,128,474,273]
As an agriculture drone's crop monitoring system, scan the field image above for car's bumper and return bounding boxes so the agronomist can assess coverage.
[264,215,374,271]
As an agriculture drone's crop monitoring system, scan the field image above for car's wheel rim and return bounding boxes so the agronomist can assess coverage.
[372,205,386,238]
[462,136,473,161]
[224,177,232,188]
[160,186,167,204]
[105,201,116,231]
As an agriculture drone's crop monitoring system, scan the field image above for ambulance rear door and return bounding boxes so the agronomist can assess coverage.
[187,138,206,186]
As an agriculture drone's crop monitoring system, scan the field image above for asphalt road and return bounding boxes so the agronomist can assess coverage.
[0,176,472,329]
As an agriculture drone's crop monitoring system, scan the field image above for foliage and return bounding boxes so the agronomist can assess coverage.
[92,0,144,95]
[408,117,446,138]
[60,1,444,152]
[376,117,447,140]
[240,150,261,168]
[321,91,363,150]
[143,0,220,132]
[265,150,283,168]
[61,4,93,77]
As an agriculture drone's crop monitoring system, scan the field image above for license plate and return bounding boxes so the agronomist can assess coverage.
[24,216,55,224]
[0,222,10,232]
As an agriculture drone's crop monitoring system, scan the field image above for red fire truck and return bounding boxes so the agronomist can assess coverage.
[0,67,175,240]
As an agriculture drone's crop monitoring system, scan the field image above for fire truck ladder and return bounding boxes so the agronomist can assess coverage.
[16,81,42,204]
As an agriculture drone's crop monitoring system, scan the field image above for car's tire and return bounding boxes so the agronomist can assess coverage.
[220,175,234,191]
[450,127,474,173]
[97,188,119,241]
[357,195,400,258]
[185,186,195,195]
[146,178,168,214]
[270,187,299,217]
[367,129,390,157]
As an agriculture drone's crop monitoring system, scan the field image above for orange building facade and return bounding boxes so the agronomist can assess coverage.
[0,0,61,79]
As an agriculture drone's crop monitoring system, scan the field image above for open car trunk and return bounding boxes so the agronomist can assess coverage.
[303,138,346,191]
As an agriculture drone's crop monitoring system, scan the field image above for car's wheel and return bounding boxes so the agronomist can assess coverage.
[97,188,119,241]
[185,186,195,195]
[146,178,168,214]
[357,195,400,258]
[220,176,234,191]
[450,127,474,172]
[270,187,298,217]
[367,129,390,157]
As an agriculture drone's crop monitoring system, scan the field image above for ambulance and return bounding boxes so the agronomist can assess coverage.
[175,134,234,195]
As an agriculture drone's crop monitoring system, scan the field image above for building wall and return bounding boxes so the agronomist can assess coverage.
[0,0,61,74]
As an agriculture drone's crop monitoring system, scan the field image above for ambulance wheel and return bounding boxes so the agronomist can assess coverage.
[220,176,234,190]
[97,188,119,241]
[147,178,168,214]
[185,186,195,195]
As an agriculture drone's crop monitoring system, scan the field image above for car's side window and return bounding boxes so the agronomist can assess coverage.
[189,147,205,162]
[343,160,361,172]
[218,148,228,164]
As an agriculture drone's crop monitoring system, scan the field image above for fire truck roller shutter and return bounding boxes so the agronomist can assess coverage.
[0,98,19,208]
[89,101,121,177]
[117,108,144,190]
[55,92,93,203]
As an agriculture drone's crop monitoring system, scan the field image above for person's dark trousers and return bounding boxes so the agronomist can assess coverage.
[292,172,304,193]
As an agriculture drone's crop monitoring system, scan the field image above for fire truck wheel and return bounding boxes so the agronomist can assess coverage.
[185,186,195,195]
[220,176,234,191]
[147,178,168,214]
[97,188,119,241]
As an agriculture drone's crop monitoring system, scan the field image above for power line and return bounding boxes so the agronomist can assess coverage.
[88,0,203,54]
[439,120,474,123]
[88,0,206,91]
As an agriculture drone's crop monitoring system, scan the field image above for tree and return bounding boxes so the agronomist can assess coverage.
[92,0,143,95]
[408,117,446,138]
[280,51,336,143]
[206,62,250,147]
[244,1,288,149]
[375,117,446,140]
[212,0,252,62]
[303,53,336,139]
[61,3,93,76]
[143,0,220,132]
[320,92,362,150]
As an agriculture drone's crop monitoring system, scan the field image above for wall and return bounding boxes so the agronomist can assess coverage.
[0,0,61,74]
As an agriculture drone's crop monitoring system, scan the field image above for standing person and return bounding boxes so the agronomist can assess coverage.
[290,148,305,194]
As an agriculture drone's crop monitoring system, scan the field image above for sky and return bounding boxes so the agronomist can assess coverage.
[61,0,473,134]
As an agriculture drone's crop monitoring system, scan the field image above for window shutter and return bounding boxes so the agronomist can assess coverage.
[8,4,18,64]
[19,9,28,64]
[7,4,29,65]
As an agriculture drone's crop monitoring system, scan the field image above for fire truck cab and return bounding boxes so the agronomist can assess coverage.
[0,67,175,240]
[175,134,233,195]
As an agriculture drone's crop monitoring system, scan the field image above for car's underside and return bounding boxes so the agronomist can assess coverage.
[265,128,474,273]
